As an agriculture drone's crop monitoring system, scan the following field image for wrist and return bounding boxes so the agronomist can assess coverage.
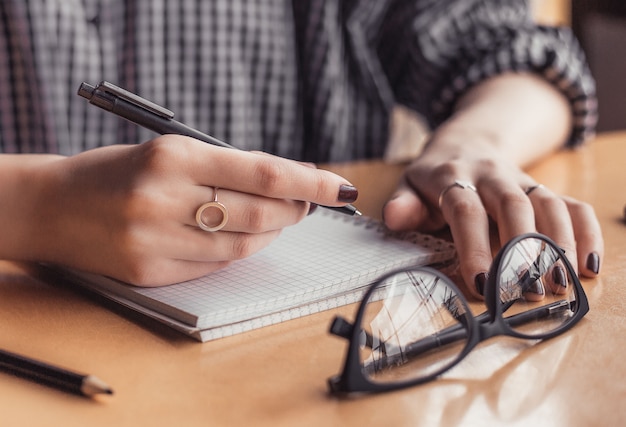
[421,125,509,165]
[427,73,571,167]
[0,155,66,261]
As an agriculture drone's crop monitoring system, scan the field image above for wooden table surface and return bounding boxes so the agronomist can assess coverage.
[1,131,625,427]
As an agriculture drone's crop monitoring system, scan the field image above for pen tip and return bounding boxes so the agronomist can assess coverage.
[354,209,363,216]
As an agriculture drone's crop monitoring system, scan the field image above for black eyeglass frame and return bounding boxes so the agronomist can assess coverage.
[328,232,589,395]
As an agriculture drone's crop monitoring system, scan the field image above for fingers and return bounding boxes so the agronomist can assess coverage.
[479,179,537,241]
[168,136,358,206]
[47,137,361,286]
[524,189,603,277]
[132,260,233,287]
[561,195,604,277]
[157,223,283,265]
[186,186,309,233]
[524,186,577,272]
[386,158,604,300]
[112,226,282,287]
[386,172,495,298]
[438,180,602,296]
[383,181,442,232]
[437,182,492,299]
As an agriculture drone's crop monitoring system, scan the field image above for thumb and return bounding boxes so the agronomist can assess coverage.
[383,181,445,232]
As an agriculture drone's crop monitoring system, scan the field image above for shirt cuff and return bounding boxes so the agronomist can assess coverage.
[425,26,598,147]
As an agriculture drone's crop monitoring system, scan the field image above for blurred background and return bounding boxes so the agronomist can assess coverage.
[533,0,626,132]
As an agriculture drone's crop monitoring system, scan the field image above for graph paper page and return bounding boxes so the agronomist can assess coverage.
[66,210,455,331]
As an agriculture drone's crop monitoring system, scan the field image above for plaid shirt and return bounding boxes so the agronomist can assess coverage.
[0,0,597,162]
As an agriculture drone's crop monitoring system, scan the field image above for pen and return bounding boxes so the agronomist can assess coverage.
[78,81,361,217]
[0,348,113,397]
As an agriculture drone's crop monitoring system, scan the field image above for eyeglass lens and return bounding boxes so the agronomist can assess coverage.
[359,270,471,385]
[357,237,579,386]
[497,237,578,337]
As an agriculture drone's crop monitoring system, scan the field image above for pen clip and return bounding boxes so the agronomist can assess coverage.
[90,81,175,119]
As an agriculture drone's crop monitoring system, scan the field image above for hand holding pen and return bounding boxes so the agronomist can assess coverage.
[78,81,361,217]
[25,122,359,286]
[3,82,361,287]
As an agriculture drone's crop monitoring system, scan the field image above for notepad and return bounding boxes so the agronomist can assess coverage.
[57,210,455,342]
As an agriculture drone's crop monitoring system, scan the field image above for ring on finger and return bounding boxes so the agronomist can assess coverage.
[195,187,229,232]
[438,179,478,208]
[525,183,545,196]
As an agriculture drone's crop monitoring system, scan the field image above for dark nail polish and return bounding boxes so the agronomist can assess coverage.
[586,252,600,274]
[552,266,568,288]
[307,203,318,215]
[474,272,488,296]
[527,281,545,295]
[338,185,358,203]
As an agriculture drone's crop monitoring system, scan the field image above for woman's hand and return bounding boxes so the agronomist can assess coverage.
[1,136,357,286]
[382,73,604,299]
[383,138,603,299]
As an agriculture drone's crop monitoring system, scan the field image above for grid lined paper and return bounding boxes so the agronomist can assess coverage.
[66,210,455,336]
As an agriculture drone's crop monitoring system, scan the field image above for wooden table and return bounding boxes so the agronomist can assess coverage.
[2,132,625,427]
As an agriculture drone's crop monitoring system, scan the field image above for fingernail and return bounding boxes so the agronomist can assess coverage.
[474,272,488,296]
[586,252,600,274]
[552,266,568,288]
[307,203,318,215]
[338,185,358,203]
[526,281,545,295]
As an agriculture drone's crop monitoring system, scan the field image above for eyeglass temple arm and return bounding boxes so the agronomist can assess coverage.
[356,298,574,373]
[328,300,513,346]
[329,316,355,339]
[331,298,573,367]
[503,299,574,327]
[329,313,473,371]
[330,255,568,368]
[404,299,574,360]
[330,316,379,348]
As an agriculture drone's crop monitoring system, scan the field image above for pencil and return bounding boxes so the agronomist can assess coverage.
[0,348,113,397]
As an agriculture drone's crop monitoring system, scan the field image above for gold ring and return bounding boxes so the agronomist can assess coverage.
[525,184,545,195]
[195,188,229,232]
[438,180,477,208]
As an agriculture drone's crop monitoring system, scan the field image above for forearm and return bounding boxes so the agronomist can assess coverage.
[426,72,572,167]
[0,154,64,260]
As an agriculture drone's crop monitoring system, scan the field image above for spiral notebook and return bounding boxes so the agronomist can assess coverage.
[59,210,456,342]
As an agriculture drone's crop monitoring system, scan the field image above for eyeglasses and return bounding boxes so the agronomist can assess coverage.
[328,233,589,395]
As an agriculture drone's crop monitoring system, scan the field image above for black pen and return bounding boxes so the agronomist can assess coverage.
[0,348,113,397]
[78,81,361,217]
